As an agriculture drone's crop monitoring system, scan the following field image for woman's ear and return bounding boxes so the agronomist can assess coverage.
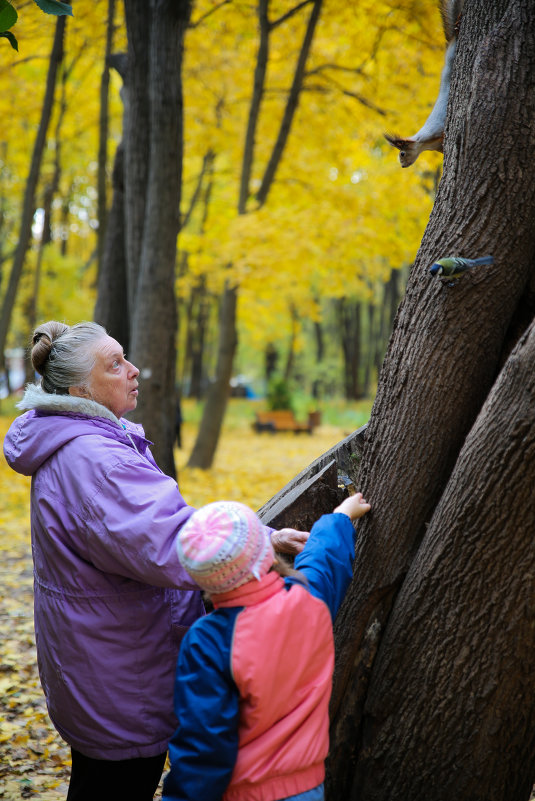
[69,385,89,399]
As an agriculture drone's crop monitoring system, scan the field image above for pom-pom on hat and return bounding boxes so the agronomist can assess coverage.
[177,501,275,594]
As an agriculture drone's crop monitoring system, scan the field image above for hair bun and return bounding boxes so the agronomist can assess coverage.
[31,321,69,375]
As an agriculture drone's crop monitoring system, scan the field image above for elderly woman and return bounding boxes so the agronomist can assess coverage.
[3,321,307,801]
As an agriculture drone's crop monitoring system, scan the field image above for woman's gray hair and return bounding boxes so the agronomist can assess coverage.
[31,321,108,394]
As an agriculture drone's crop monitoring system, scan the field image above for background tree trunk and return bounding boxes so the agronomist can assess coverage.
[283,304,299,383]
[186,276,211,400]
[187,282,237,468]
[337,298,362,400]
[188,0,323,469]
[96,0,117,279]
[95,2,190,476]
[93,142,129,352]
[122,0,150,320]
[0,15,66,362]
[94,53,129,351]
[324,0,535,797]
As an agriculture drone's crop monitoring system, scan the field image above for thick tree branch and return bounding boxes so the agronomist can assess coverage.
[256,0,322,206]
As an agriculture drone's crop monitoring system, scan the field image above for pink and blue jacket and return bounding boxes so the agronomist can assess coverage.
[163,511,356,801]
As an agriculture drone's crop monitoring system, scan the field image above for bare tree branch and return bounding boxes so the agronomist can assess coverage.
[306,62,366,78]
[190,0,232,29]
[256,0,323,206]
[181,149,215,230]
[269,0,313,31]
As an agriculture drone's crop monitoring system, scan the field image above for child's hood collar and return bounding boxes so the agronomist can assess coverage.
[212,571,284,609]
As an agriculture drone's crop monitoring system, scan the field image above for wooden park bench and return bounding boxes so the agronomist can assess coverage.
[253,409,318,434]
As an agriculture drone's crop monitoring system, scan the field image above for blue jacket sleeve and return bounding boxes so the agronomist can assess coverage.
[163,608,241,801]
[286,512,356,621]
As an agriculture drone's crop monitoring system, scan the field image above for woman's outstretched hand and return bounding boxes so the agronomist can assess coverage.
[271,527,310,555]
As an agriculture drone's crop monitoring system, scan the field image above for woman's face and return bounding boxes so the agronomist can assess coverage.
[84,336,139,418]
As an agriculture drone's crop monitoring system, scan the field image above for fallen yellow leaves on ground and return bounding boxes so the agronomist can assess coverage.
[1,409,358,798]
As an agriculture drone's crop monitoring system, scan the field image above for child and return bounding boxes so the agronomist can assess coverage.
[163,492,371,801]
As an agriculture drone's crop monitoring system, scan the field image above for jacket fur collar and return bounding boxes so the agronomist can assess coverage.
[17,383,121,426]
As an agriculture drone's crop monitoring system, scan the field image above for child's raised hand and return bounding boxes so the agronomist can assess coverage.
[334,492,371,522]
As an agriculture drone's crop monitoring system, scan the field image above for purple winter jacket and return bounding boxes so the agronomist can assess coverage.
[3,385,205,760]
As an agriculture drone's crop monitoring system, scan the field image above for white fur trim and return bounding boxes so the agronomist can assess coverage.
[17,383,121,425]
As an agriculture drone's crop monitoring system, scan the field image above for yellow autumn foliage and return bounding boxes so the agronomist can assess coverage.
[2,0,445,356]
[179,0,445,348]
[1,0,126,347]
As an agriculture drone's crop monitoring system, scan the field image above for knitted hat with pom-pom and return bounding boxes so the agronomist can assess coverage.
[177,501,274,594]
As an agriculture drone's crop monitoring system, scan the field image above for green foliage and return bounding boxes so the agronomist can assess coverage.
[267,378,294,412]
[0,0,72,52]
[0,28,17,49]
[0,0,17,31]
[0,0,17,50]
[32,0,73,16]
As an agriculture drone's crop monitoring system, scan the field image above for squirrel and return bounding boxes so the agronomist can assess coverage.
[384,0,464,168]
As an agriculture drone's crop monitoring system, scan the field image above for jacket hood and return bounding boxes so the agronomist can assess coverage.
[4,383,149,477]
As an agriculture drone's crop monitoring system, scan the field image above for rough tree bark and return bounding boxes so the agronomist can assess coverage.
[353,317,535,800]
[321,0,535,798]
[100,0,191,477]
[127,0,192,478]
[256,0,534,796]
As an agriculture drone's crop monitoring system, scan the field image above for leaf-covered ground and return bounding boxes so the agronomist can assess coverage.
[0,407,357,799]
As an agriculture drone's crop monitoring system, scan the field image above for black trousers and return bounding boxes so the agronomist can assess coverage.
[67,748,167,801]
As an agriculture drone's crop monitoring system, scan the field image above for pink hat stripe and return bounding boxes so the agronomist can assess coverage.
[177,501,274,593]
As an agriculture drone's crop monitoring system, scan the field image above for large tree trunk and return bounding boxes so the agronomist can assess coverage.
[128,0,192,478]
[96,3,190,475]
[323,0,535,798]
[352,318,535,800]
[0,15,66,361]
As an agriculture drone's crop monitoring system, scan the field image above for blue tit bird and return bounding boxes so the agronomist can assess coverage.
[429,255,494,282]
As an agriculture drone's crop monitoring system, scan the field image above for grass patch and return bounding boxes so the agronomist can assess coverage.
[181,395,372,434]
